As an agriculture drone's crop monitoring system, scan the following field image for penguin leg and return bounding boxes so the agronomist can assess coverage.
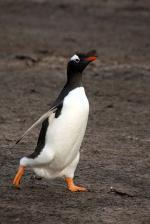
[63,153,87,192]
[13,165,25,188]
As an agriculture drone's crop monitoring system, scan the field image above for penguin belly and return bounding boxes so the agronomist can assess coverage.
[33,87,89,179]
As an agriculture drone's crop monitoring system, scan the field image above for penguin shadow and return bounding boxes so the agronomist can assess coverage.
[28,175,71,193]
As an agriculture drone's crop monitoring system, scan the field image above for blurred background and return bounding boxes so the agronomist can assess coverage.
[0,1,150,224]
[0,0,150,63]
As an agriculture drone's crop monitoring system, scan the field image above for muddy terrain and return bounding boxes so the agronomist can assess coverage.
[0,0,150,223]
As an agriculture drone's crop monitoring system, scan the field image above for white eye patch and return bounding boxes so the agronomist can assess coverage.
[70,54,80,62]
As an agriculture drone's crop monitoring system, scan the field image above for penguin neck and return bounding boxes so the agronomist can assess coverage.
[54,71,83,107]
[66,71,83,89]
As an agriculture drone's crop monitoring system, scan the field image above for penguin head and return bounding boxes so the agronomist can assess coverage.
[67,51,97,74]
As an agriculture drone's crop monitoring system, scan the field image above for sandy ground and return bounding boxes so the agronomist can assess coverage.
[0,0,150,223]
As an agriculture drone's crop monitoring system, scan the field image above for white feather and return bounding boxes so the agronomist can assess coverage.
[15,107,57,145]
[70,54,80,62]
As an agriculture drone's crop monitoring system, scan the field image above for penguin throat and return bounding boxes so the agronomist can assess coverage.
[67,71,83,88]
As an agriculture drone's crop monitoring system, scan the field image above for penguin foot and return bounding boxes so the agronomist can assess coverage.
[65,177,87,192]
[13,165,25,188]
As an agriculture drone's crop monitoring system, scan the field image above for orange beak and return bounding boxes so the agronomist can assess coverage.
[85,56,97,62]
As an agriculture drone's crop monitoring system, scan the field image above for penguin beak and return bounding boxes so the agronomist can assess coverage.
[84,56,97,62]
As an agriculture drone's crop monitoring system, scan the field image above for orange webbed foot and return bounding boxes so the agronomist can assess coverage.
[13,165,25,188]
[65,178,87,192]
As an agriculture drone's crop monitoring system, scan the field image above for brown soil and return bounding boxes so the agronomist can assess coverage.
[0,1,150,223]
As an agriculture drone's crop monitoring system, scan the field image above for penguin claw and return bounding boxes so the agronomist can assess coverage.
[68,185,87,192]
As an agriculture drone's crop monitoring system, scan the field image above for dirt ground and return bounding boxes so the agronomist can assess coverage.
[0,0,150,223]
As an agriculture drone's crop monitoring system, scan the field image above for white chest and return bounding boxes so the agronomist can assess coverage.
[63,87,89,116]
[45,87,89,160]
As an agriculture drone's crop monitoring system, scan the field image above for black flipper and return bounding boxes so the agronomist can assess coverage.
[28,118,49,159]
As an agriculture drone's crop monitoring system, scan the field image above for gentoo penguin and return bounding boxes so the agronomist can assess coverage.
[13,52,96,192]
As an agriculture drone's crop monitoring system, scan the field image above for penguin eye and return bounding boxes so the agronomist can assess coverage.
[75,59,80,63]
